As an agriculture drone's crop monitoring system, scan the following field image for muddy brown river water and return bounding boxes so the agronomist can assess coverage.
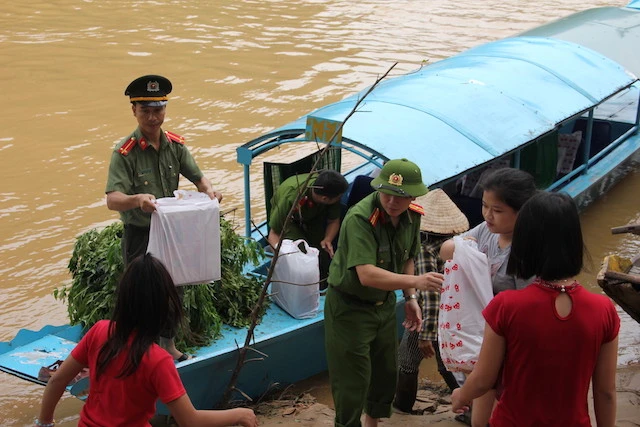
[0,1,638,424]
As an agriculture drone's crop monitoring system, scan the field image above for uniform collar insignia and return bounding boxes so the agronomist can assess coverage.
[165,130,185,145]
[139,138,148,150]
[369,208,379,226]
[379,209,388,224]
[118,136,137,156]
[298,195,314,209]
[369,207,389,226]
[409,202,424,215]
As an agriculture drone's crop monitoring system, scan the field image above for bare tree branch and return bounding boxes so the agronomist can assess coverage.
[218,63,398,407]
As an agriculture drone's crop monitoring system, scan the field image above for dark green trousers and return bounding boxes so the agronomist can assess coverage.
[324,288,398,427]
[122,224,150,266]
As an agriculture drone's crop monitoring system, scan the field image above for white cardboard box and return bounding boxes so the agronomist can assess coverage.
[147,194,221,286]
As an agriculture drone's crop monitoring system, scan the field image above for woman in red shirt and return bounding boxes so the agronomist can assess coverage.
[36,253,258,427]
[451,192,619,426]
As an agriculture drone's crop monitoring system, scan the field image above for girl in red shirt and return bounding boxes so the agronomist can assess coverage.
[36,253,258,427]
[451,192,619,426]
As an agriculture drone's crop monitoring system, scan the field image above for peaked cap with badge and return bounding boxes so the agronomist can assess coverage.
[370,158,428,198]
[125,75,172,106]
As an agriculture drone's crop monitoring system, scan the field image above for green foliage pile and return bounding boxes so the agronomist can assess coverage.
[216,219,268,327]
[54,218,267,349]
[54,222,123,326]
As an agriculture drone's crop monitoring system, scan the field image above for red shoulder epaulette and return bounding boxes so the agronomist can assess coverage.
[118,137,137,156]
[369,208,381,226]
[165,131,185,145]
[409,202,425,215]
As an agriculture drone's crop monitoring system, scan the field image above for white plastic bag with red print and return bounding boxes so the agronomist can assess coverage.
[438,235,493,372]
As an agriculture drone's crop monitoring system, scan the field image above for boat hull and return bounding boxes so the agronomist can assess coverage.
[597,255,640,324]
[563,134,640,210]
[0,293,406,412]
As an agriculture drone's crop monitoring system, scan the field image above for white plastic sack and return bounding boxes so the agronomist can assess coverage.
[438,235,493,372]
[271,239,320,319]
[147,190,221,286]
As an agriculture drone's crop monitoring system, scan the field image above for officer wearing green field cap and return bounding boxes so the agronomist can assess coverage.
[105,74,222,362]
[325,158,444,427]
[267,170,348,289]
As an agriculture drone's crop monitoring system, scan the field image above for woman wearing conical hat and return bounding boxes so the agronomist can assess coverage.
[393,189,470,415]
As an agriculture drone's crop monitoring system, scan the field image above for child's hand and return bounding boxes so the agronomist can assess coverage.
[235,407,258,427]
[451,388,470,413]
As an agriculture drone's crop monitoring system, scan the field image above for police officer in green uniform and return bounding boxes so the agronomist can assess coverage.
[267,170,348,289]
[105,74,222,361]
[325,159,444,427]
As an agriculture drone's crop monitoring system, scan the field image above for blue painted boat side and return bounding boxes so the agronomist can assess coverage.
[0,292,406,412]
[560,133,640,208]
[167,292,406,412]
[163,309,328,412]
[0,324,82,353]
[0,325,83,391]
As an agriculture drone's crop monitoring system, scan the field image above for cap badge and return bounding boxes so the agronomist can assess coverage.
[388,173,403,186]
[147,81,160,92]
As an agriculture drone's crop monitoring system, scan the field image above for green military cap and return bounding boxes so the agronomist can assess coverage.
[125,75,172,106]
[370,158,428,198]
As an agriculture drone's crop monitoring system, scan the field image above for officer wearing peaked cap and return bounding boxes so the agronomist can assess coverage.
[124,74,172,106]
[105,74,223,362]
[324,158,445,427]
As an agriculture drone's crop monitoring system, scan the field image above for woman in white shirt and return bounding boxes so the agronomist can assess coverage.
[440,167,537,426]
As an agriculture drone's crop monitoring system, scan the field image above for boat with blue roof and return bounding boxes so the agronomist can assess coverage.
[2,1,640,413]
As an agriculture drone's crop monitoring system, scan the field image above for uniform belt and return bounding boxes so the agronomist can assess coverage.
[329,285,388,306]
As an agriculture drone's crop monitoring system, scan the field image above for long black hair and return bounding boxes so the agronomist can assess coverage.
[507,191,584,280]
[96,253,183,378]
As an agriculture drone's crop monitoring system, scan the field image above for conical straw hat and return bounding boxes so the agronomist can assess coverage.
[415,189,469,234]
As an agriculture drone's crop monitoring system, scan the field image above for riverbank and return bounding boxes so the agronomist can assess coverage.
[250,362,640,426]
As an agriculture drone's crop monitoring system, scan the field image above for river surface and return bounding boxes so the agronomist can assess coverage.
[1,0,639,425]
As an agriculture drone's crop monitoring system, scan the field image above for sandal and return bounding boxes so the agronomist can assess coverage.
[37,360,89,385]
[38,360,64,382]
[454,410,472,426]
[175,353,192,363]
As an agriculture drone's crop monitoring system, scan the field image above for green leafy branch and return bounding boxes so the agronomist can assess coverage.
[55,217,268,350]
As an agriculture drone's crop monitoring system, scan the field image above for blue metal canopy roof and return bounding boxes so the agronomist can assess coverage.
[239,36,637,187]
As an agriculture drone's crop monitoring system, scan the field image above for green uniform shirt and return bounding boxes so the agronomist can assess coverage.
[105,127,204,228]
[328,192,421,303]
[268,173,341,244]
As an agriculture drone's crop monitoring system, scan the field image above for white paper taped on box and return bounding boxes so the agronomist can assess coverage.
[147,190,221,286]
